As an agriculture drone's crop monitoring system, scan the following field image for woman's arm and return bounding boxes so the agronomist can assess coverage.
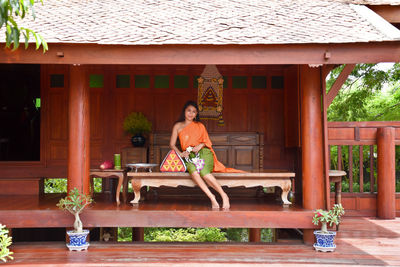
[192,143,205,153]
[169,123,189,158]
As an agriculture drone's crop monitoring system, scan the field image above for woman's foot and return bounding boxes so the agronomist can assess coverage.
[222,193,230,210]
[211,198,220,209]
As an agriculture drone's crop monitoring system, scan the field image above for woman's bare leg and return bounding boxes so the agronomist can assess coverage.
[190,172,219,209]
[202,174,230,210]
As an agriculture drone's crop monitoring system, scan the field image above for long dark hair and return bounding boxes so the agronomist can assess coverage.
[176,100,201,123]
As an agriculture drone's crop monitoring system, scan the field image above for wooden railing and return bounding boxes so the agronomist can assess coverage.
[328,122,400,218]
[329,144,378,193]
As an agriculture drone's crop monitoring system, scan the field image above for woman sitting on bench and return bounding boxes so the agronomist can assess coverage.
[169,100,244,210]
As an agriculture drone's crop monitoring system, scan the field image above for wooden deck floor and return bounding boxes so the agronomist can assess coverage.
[5,217,400,266]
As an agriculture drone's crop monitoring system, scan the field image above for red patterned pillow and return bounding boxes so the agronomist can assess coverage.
[160,150,186,172]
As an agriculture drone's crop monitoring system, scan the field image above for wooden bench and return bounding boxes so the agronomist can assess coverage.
[127,171,295,205]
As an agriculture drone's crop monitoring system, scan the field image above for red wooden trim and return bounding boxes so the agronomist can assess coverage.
[359,146,363,193]
[369,145,375,193]
[349,145,353,193]
[328,121,400,127]
[354,127,360,141]
[0,209,315,229]
[322,68,331,210]
[328,140,376,145]
[327,64,355,107]
[1,42,400,65]
[338,145,342,170]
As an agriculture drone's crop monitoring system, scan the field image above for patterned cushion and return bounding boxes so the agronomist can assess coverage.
[160,150,186,172]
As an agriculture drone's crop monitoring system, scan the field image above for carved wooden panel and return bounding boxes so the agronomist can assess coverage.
[213,145,230,166]
[90,142,103,161]
[49,141,68,161]
[112,90,132,140]
[90,88,104,141]
[48,91,68,140]
[232,146,257,171]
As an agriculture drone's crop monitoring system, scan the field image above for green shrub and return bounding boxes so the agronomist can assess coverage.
[118,227,132,242]
[144,228,227,242]
[44,178,102,193]
[0,224,13,262]
[225,228,248,242]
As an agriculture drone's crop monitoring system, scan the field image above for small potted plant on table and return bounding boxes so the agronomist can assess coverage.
[312,203,345,252]
[123,112,152,147]
[57,188,93,251]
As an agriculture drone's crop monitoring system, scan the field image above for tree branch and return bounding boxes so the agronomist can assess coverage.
[372,102,400,120]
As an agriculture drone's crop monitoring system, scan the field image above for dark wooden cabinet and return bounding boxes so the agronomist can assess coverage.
[121,147,148,166]
[150,132,263,172]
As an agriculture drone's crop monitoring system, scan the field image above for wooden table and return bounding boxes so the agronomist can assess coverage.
[90,169,127,205]
[329,170,346,205]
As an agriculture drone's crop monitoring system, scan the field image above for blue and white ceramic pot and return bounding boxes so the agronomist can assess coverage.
[66,229,90,251]
[313,230,336,252]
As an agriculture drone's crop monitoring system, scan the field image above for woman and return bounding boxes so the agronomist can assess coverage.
[169,100,244,210]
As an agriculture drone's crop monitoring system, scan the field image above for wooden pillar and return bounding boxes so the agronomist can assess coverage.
[377,127,396,219]
[67,64,90,194]
[132,227,144,242]
[249,228,261,242]
[300,65,325,244]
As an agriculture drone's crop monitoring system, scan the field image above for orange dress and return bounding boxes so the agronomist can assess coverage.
[178,122,245,173]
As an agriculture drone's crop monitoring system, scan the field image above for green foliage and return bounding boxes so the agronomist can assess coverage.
[44,178,102,193]
[118,227,132,242]
[0,0,47,52]
[313,204,345,233]
[123,112,152,136]
[118,228,274,243]
[260,228,273,242]
[143,227,227,242]
[56,188,93,232]
[57,188,92,214]
[44,178,67,193]
[225,228,248,242]
[327,63,400,122]
[0,224,13,262]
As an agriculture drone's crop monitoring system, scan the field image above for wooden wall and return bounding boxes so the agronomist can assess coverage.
[0,64,300,178]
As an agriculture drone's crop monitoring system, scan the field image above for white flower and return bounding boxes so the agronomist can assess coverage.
[186,146,193,153]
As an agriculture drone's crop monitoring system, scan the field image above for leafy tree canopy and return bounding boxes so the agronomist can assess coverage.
[0,0,47,52]
[327,63,400,121]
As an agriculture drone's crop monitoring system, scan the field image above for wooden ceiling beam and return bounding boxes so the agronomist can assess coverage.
[368,5,400,23]
[1,42,399,65]
[326,64,356,107]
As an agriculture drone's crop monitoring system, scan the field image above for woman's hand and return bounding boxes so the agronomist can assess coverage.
[192,144,204,153]
[180,151,190,158]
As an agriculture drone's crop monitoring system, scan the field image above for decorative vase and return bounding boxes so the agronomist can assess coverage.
[66,229,90,251]
[131,134,146,147]
[313,230,336,252]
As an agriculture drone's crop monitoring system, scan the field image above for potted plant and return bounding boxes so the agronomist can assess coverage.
[123,112,152,147]
[0,224,13,262]
[57,188,93,251]
[312,203,345,252]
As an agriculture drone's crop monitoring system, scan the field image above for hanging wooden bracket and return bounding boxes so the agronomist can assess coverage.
[326,64,356,107]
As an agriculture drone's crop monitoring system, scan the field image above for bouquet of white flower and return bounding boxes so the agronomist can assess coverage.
[185,146,205,172]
